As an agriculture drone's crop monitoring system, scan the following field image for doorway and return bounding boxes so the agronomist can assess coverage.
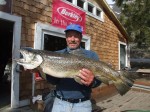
[0,11,22,108]
[119,42,127,70]
[0,19,13,108]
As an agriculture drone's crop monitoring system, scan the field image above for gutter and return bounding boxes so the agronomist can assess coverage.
[94,0,132,42]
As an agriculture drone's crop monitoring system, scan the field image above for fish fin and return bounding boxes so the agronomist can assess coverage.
[96,76,109,85]
[120,71,134,87]
[69,49,85,57]
[113,80,130,96]
[120,76,134,87]
[74,76,83,85]
[113,77,133,96]
[120,71,132,79]
[120,70,140,80]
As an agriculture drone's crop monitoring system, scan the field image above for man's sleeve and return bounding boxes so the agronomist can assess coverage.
[91,77,101,88]
[91,51,99,61]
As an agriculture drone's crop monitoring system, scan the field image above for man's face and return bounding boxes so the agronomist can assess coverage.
[66,30,82,50]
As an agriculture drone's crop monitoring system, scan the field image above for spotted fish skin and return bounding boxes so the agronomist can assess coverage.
[15,48,134,95]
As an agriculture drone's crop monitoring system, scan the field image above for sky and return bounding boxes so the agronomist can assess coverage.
[106,0,115,4]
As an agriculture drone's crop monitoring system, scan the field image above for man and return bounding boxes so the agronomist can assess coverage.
[41,24,101,112]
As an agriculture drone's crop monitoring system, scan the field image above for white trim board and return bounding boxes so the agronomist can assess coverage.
[34,22,91,50]
[0,11,22,108]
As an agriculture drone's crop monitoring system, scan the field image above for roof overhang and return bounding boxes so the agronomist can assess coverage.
[94,0,131,42]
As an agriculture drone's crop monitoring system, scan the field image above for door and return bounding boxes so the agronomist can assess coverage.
[119,42,127,70]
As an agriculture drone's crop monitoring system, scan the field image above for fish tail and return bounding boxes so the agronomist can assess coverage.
[121,75,134,87]
[114,80,130,95]
[113,77,133,96]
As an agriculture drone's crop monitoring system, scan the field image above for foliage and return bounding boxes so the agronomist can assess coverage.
[113,0,150,48]
[130,49,150,58]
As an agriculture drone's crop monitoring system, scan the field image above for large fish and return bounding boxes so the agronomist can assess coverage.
[14,47,134,95]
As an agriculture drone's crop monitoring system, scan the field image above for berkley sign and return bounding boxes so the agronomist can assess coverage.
[52,0,86,33]
[57,7,82,22]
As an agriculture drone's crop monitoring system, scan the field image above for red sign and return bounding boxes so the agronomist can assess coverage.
[52,0,86,33]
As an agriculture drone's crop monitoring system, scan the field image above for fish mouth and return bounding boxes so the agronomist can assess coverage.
[18,49,32,63]
[14,49,43,69]
[14,49,35,65]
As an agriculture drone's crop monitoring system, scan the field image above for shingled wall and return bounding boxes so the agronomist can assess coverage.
[12,0,127,100]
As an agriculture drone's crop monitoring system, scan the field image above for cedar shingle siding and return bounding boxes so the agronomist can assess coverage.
[12,0,127,100]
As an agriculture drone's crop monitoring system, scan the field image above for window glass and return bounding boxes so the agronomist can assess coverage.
[120,44,126,69]
[77,0,84,8]
[44,34,66,51]
[63,0,103,21]
[96,8,101,17]
[44,34,85,51]
[66,0,72,3]
[88,3,94,13]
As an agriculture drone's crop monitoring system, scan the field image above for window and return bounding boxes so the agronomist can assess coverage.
[44,34,66,51]
[66,0,72,3]
[120,44,126,69]
[119,42,127,70]
[44,34,85,51]
[96,8,101,17]
[34,23,91,50]
[88,3,94,13]
[64,0,103,21]
[77,0,84,9]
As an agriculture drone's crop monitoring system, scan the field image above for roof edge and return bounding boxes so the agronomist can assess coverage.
[94,0,131,42]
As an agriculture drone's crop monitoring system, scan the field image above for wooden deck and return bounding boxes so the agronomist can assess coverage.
[92,77,150,112]
[95,90,150,112]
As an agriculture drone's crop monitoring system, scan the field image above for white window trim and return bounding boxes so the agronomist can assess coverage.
[0,11,22,108]
[62,0,104,22]
[34,22,91,50]
[87,2,94,13]
[118,41,128,70]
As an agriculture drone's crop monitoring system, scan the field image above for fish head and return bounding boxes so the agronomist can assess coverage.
[15,48,43,69]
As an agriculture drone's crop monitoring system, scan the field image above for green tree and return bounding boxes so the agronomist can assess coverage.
[113,0,150,48]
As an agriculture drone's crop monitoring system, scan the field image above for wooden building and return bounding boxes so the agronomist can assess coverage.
[0,0,130,109]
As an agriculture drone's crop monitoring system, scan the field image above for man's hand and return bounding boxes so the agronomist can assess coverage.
[78,68,94,86]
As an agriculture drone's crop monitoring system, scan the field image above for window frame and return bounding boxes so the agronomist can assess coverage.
[118,41,128,70]
[62,0,104,21]
[34,22,91,50]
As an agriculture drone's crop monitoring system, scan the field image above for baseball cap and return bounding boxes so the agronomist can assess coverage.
[65,24,82,33]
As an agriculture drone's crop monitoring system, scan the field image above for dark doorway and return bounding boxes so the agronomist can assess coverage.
[0,19,13,108]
